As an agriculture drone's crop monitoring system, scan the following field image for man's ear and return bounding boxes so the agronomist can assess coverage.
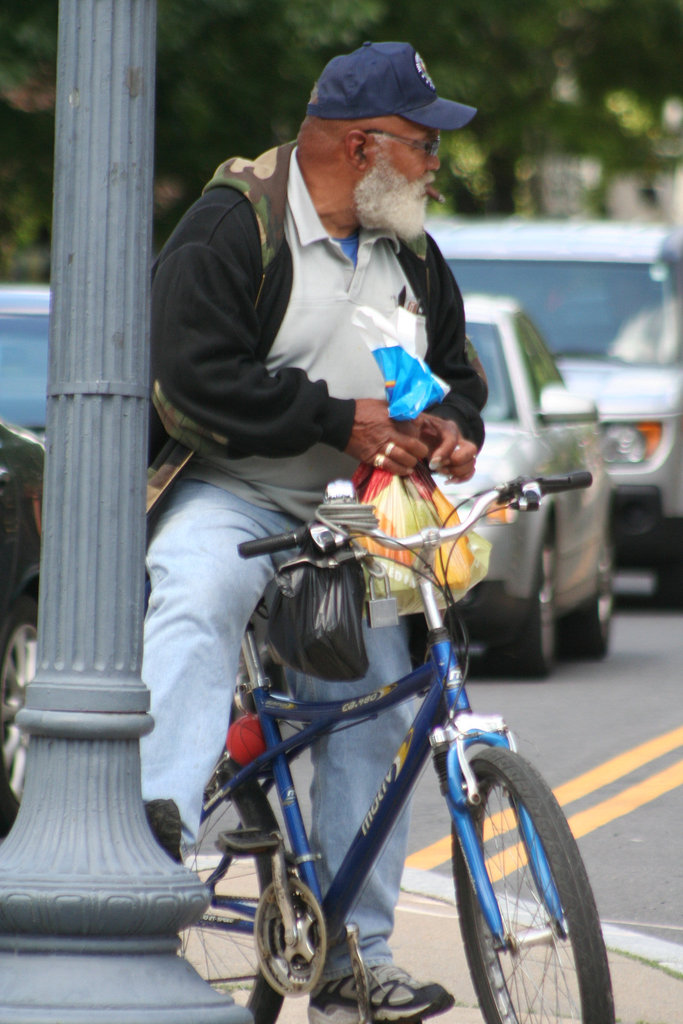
[344,129,369,170]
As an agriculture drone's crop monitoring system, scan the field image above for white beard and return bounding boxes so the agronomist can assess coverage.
[354,151,432,241]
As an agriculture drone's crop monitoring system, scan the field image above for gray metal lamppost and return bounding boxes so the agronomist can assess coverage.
[0,2,249,1020]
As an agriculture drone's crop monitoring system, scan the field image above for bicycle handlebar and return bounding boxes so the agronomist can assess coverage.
[238,471,593,560]
[238,525,309,559]
[527,470,592,495]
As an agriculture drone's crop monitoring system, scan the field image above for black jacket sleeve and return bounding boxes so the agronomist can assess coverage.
[150,189,355,459]
[397,235,487,450]
[423,235,487,449]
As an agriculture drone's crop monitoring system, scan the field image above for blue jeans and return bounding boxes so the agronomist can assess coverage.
[141,479,414,976]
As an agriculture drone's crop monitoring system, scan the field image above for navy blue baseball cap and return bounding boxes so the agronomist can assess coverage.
[306,41,476,130]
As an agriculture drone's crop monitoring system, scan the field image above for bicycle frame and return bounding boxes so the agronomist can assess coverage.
[203,609,564,951]
[184,472,608,1015]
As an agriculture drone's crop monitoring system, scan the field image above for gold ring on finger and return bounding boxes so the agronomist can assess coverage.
[374,453,386,469]
[385,441,395,457]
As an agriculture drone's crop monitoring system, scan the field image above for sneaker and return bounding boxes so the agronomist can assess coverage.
[144,798,182,862]
[308,963,454,1024]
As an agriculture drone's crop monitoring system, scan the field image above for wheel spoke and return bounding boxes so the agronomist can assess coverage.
[182,806,263,988]
[453,747,614,1024]
[486,784,581,1020]
[180,761,284,1024]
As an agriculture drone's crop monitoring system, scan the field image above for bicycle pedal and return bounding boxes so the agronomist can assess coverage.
[217,827,282,856]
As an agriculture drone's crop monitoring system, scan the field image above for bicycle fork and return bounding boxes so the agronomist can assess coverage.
[431,716,564,949]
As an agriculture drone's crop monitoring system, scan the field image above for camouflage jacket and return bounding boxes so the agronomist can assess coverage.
[147,143,486,514]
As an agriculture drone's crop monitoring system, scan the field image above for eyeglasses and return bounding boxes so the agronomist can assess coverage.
[364,129,440,158]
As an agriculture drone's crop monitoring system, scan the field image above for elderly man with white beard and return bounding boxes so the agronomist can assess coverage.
[142,41,487,1024]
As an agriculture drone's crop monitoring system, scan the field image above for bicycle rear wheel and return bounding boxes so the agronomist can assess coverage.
[452,746,614,1024]
[181,757,284,1024]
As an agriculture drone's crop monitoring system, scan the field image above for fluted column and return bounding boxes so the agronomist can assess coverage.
[0,2,248,1020]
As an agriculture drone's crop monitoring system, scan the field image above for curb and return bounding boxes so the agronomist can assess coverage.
[402,865,683,977]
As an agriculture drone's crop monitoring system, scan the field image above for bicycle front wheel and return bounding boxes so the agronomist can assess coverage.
[181,757,284,1024]
[452,746,614,1024]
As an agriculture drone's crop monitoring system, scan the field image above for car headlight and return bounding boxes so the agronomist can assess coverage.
[601,421,662,464]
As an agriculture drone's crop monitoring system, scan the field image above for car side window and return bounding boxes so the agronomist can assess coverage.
[465,321,516,422]
[0,314,49,430]
[515,314,563,408]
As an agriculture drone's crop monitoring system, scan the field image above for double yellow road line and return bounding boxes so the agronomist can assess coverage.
[405,725,683,871]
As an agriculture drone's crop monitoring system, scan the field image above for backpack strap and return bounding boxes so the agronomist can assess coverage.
[146,437,193,517]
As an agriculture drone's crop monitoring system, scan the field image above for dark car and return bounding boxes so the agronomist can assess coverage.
[0,418,43,832]
[0,285,49,831]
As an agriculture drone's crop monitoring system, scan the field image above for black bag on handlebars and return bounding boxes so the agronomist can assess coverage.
[266,545,369,682]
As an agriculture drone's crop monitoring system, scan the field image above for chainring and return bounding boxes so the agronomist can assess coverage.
[254,874,327,996]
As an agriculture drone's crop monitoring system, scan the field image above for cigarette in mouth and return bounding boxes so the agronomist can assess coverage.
[426,185,445,203]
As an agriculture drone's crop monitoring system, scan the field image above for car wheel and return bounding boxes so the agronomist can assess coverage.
[654,561,683,608]
[0,595,38,834]
[558,537,613,659]
[489,535,557,679]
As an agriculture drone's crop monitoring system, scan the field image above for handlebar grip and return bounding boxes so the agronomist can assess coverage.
[238,526,309,559]
[537,471,593,494]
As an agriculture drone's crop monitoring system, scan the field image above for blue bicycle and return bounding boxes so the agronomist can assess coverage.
[180,473,615,1024]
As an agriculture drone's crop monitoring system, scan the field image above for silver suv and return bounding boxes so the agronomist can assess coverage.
[428,219,683,603]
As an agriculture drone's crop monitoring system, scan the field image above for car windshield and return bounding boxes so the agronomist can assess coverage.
[466,320,516,423]
[0,314,49,429]
[449,259,678,365]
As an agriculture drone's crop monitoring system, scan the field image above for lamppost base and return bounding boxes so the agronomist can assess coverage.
[0,725,251,1023]
[0,938,252,1024]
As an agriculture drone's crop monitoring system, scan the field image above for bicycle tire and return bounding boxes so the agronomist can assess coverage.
[181,757,284,1024]
[452,746,614,1024]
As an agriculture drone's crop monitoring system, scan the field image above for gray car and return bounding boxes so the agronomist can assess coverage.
[439,294,613,678]
[429,219,683,604]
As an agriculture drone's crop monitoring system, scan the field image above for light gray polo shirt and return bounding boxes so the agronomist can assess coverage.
[187,149,425,521]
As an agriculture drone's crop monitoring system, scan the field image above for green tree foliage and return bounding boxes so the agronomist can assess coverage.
[152,0,382,241]
[2,0,683,277]
[0,0,57,277]
[372,0,683,212]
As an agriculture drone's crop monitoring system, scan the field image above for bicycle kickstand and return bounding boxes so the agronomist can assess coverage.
[346,922,373,1024]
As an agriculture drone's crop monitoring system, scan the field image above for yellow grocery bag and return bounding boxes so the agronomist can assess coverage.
[352,460,490,615]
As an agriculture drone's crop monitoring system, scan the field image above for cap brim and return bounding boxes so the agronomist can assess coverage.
[402,97,477,130]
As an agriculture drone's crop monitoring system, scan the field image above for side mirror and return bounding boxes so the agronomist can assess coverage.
[539,384,598,424]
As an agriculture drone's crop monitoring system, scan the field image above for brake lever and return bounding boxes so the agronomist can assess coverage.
[309,522,348,553]
[514,481,542,512]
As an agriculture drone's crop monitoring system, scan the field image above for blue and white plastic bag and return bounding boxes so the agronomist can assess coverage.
[352,306,448,420]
